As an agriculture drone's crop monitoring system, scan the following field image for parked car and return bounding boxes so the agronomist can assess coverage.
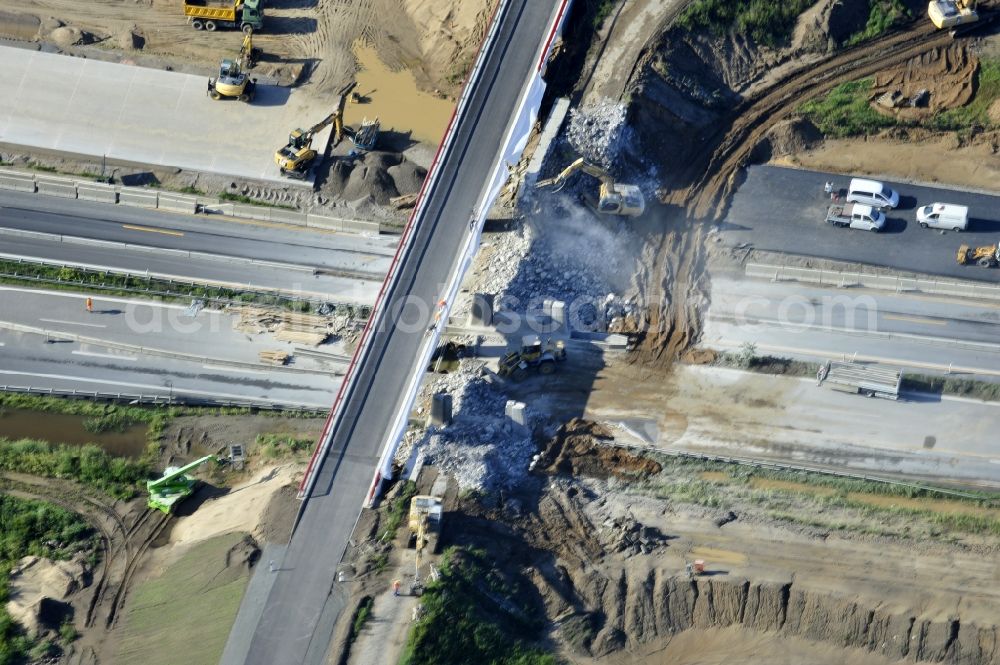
[846,178,900,210]
[916,203,968,231]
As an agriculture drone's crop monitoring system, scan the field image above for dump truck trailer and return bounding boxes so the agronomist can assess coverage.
[819,361,902,400]
[183,0,264,33]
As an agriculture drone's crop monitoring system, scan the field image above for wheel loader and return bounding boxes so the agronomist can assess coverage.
[497,335,567,381]
[956,244,1000,268]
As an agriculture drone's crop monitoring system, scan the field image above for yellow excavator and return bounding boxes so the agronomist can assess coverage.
[957,243,1000,267]
[274,82,357,179]
[536,157,645,217]
[928,0,978,29]
[207,34,260,102]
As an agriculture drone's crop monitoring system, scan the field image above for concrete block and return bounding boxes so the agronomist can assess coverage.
[505,400,527,426]
[470,293,494,326]
[76,184,118,204]
[550,300,566,328]
[157,193,198,214]
[268,208,307,226]
[36,179,77,199]
[119,189,158,209]
[430,393,453,426]
[0,174,36,193]
[305,214,342,231]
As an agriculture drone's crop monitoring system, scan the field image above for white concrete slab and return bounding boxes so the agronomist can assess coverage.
[0,46,333,185]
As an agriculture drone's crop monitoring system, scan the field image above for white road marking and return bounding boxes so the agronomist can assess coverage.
[72,350,137,361]
[0,369,329,407]
[39,318,107,328]
[202,364,268,375]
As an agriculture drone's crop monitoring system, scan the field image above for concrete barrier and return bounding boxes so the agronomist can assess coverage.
[305,214,342,231]
[268,208,308,226]
[341,218,379,234]
[119,189,158,209]
[157,193,198,214]
[0,174,36,193]
[233,203,271,222]
[76,183,118,204]
[36,179,77,199]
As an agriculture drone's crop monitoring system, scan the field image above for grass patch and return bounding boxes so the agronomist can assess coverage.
[844,0,909,46]
[0,494,96,663]
[713,351,818,377]
[377,481,418,542]
[350,596,374,641]
[799,77,898,137]
[399,547,557,665]
[112,532,251,665]
[589,0,616,29]
[177,185,204,196]
[932,59,1000,130]
[255,433,314,459]
[219,192,297,211]
[0,257,357,314]
[676,0,817,47]
[0,439,150,500]
[901,373,1000,402]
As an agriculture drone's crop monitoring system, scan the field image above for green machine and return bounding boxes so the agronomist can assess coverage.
[147,455,216,513]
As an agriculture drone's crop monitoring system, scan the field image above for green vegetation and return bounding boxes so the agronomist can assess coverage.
[675,0,816,47]
[590,0,616,29]
[351,596,374,641]
[0,494,96,664]
[400,548,557,665]
[58,621,78,645]
[844,0,909,46]
[801,59,1000,138]
[177,185,205,196]
[113,533,251,665]
[255,433,314,459]
[932,59,1000,130]
[799,78,898,137]
[378,481,418,542]
[639,455,1000,540]
[901,373,1000,402]
[0,439,150,500]
[0,257,361,315]
[219,192,297,211]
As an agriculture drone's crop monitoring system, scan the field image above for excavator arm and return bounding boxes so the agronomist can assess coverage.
[536,157,614,191]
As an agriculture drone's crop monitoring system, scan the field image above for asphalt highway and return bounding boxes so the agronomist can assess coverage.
[233,1,563,663]
[722,165,1000,281]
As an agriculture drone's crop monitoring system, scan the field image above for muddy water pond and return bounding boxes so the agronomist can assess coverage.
[0,408,148,458]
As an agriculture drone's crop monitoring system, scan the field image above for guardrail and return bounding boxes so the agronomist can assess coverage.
[0,168,381,234]
[0,384,327,412]
[746,261,1000,302]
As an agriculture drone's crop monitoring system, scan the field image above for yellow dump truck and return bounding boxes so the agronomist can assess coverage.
[183,0,264,33]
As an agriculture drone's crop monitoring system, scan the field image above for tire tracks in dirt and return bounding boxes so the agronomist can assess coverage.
[638,21,959,361]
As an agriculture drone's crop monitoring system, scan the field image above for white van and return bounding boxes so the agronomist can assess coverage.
[916,203,968,231]
[846,178,900,210]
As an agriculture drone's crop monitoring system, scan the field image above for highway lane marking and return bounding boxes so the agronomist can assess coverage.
[0,369,331,407]
[202,364,268,375]
[883,314,948,327]
[72,350,137,361]
[39,318,107,328]
[122,224,185,237]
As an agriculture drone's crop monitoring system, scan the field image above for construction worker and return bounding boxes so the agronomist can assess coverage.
[85,297,93,313]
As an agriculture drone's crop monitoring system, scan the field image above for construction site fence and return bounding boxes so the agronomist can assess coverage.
[0,384,326,413]
[0,168,383,234]
[746,261,1000,302]
[0,255,371,315]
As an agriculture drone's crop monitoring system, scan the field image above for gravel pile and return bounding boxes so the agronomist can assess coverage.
[564,100,631,168]
[398,361,536,492]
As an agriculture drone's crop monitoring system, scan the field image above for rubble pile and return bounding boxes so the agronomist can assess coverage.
[598,516,670,558]
[400,361,537,492]
[475,222,613,308]
[564,100,631,168]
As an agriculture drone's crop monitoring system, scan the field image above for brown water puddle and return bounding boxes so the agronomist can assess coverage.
[351,42,456,146]
[0,408,148,458]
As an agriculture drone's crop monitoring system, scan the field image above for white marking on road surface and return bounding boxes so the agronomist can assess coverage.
[72,350,137,361]
[202,364,268,375]
[883,314,947,327]
[0,369,330,408]
[39,318,107,328]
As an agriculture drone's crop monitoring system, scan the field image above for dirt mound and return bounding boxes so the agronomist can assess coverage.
[118,25,145,50]
[751,116,823,163]
[387,158,428,193]
[990,99,1000,125]
[534,418,662,480]
[793,0,870,51]
[7,555,86,637]
[342,152,402,206]
[871,42,979,119]
[682,347,717,365]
